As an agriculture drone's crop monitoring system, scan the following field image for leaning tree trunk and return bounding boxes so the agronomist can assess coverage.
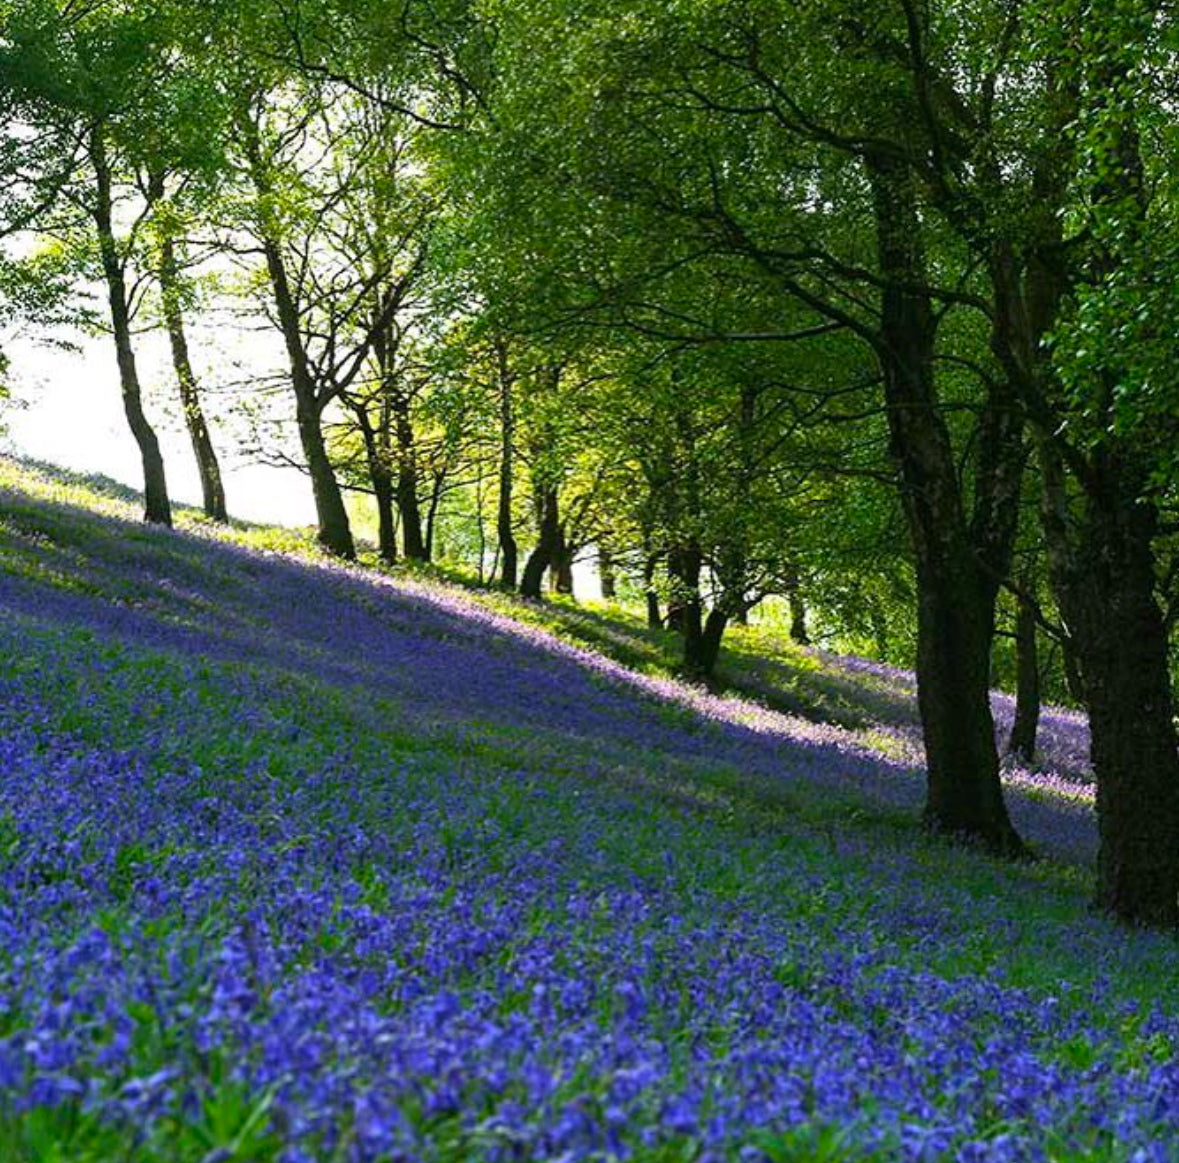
[91,128,171,527]
[869,155,1023,856]
[520,486,560,599]
[261,238,354,559]
[158,237,227,523]
[243,122,353,559]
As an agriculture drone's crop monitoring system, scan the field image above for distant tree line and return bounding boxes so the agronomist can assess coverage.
[3,0,1179,927]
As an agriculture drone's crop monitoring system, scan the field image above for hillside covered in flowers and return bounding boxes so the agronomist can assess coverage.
[0,458,1177,1162]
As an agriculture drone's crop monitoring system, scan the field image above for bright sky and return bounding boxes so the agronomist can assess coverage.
[2,324,320,528]
[1,287,604,597]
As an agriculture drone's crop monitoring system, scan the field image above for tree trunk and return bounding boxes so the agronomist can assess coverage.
[646,593,662,629]
[1042,442,1179,926]
[789,593,810,645]
[521,486,560,599]
[425,471,445,561]
[644,550,662,629]
[393,398,427,560]
[262,238,354,559]
[496,344,518,589]
[683,607,728,683]
[869,155,1023,856]
[553,526,574,596]
[90,127,171,527]
[1080,489,1179,926]
[1062,641,1085,707]
[373,465,398,566]
[1007,587,1040,762]
[158,236,227,523]
[1080,49,1179,926]
[355,411,398,566]
[668,541,728,680]
[665,544,700,634]
[784,571,811,645]
[243,121,353,559]
[598,545,617,599]
[1029,39,1179,924]
[262,238,354,557]
[870,605,890,662]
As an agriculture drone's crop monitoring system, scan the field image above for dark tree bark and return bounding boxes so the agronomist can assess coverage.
[373,464,398,566]
[869,156,1024,857]
[683,607,728,683]
[262,233,355,559]
[643,550,662,629]
[1044,447,1179,925]
[552,526,575,596]
[598,545,617,599]
[368,300,422,564]
[1017,39,1179,925]
[495,343,519,590]
[1062,642,1085,707]
[1077,59,1179,925]
[348,405,397,565]
[90,126,171,527]
[788,593,810,646]
[665,543,700,634]
[425,470,447,561]
[783,570,811,645]
[393,399,427,561]
[646,592,662,630]
[667,540,727,681]
[521,486,560,599]
[243,121,353,559]
[870,605,890,662]
[157,236,227,523]
[1081,500,1179,927]
[1007,586,1040,762]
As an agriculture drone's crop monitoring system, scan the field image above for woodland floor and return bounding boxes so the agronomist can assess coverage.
[0,455,1174,1162]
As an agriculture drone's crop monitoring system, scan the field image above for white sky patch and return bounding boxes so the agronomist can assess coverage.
[1,325,319,528]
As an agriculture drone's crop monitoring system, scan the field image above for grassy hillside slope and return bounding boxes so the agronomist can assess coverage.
[0,456,1175,1162]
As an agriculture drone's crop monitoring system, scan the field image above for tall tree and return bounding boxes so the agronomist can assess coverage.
[144,174,228,523]
[2,1,187,524]
[463,0,1027,850]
